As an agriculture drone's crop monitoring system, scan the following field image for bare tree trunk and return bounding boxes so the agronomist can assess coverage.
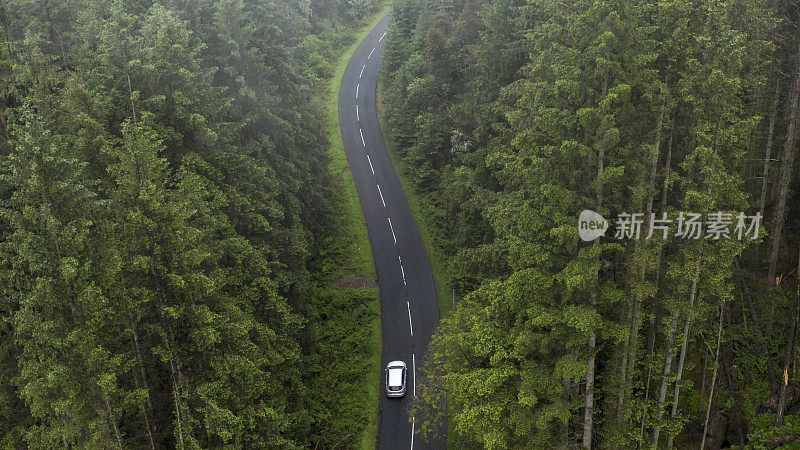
[619,86,670,419]
[619,297,635,409]
[652,309,680,448]
[583,331,597,449]
[666,257,701,448]
[152,268,190,448]
[584,89,609,448]
[701,305,725,449]
[736,258,778,389]
[638,320,656,448]
[132,327,157,449]
[700,346,709,403]
[775,248,800,426]
[170,357,186,449]
[101,394,125,449]
[647,81,670,215]
[755,78,781,260]
[768,38,800,333]
[639,125,675,447]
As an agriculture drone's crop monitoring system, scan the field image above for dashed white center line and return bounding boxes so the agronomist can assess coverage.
[367,154,375,174]
[368,47,375,59]
[407,301,413,336]
[356,104,359,122]
[360,65,365,78]
[356,83,359,98]
[379,31,387,42]
[388,217,396,243]
[412,353,416,397]
[360,128,365,147]
[400,264,406,285]
[410,418,415,450]
[377,184,386,207]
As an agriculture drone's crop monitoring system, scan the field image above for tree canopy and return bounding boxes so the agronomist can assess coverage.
[382,0,800,447]
[0,0,383,447]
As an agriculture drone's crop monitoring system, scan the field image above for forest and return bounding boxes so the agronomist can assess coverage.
[381,0,800,448]
[0,0,383,447]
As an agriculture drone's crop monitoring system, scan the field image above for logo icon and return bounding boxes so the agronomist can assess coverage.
[579,210,608,241]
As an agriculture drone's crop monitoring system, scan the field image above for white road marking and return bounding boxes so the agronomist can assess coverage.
[368,47,375,59]
[401,264,406,286]
[360,65,365,78]
[367,154,375,174]
[377,184,386,207]
[410,418,415,450]
[360,128,365,147]
[388,217,396,243]
[412,353,416,397]
[356,83,359,98]
[356,104,359,122]
[407,301,413,336]
[379,31,387,42]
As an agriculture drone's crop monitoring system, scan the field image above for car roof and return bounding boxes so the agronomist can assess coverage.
[388,366,404,386]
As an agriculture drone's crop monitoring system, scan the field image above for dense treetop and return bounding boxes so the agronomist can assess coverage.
[381,0,800,447]
[0,0,382,447]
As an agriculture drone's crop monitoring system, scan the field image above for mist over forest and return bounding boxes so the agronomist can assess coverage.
[2,0,800,448]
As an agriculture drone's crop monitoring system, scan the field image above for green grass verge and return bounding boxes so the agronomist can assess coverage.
[376,91,454,318]
[328,4,392,279]
[324,4,393,449]
[358,293,383,450]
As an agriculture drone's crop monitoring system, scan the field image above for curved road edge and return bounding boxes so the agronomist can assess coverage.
[337,11,446,450]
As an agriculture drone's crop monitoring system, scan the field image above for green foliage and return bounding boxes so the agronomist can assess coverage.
[383,0,796,447]
[0,0,384,447]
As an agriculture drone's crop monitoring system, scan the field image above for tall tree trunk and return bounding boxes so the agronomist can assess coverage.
[775,248,800,426]
[735,258,778,388]
[619,83,669,419]
[101,393,125,449]
[652,309,680,447]
[170,357,186,449]
[754,78,781,263]
[701,305,725,449]
[638,321,656,449]
[619,295,635,410]
[132,326,157,449]
[583,332,597,449]
[584,81,610,447]
[641,125,674,447]
[666,256,701,448]
[700,346,709,403]
[767,38,800,335]
[646,82,670,216]
[153,268,190,448]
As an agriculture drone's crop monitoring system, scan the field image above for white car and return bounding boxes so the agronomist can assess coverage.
[385,361,407,398]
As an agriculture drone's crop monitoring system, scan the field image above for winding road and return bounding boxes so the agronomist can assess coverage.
[338,12,445,450]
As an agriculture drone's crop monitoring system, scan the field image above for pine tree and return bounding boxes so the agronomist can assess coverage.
[1,110,130,447]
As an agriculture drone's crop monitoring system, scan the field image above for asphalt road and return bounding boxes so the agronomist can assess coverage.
[338,13,445,450]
